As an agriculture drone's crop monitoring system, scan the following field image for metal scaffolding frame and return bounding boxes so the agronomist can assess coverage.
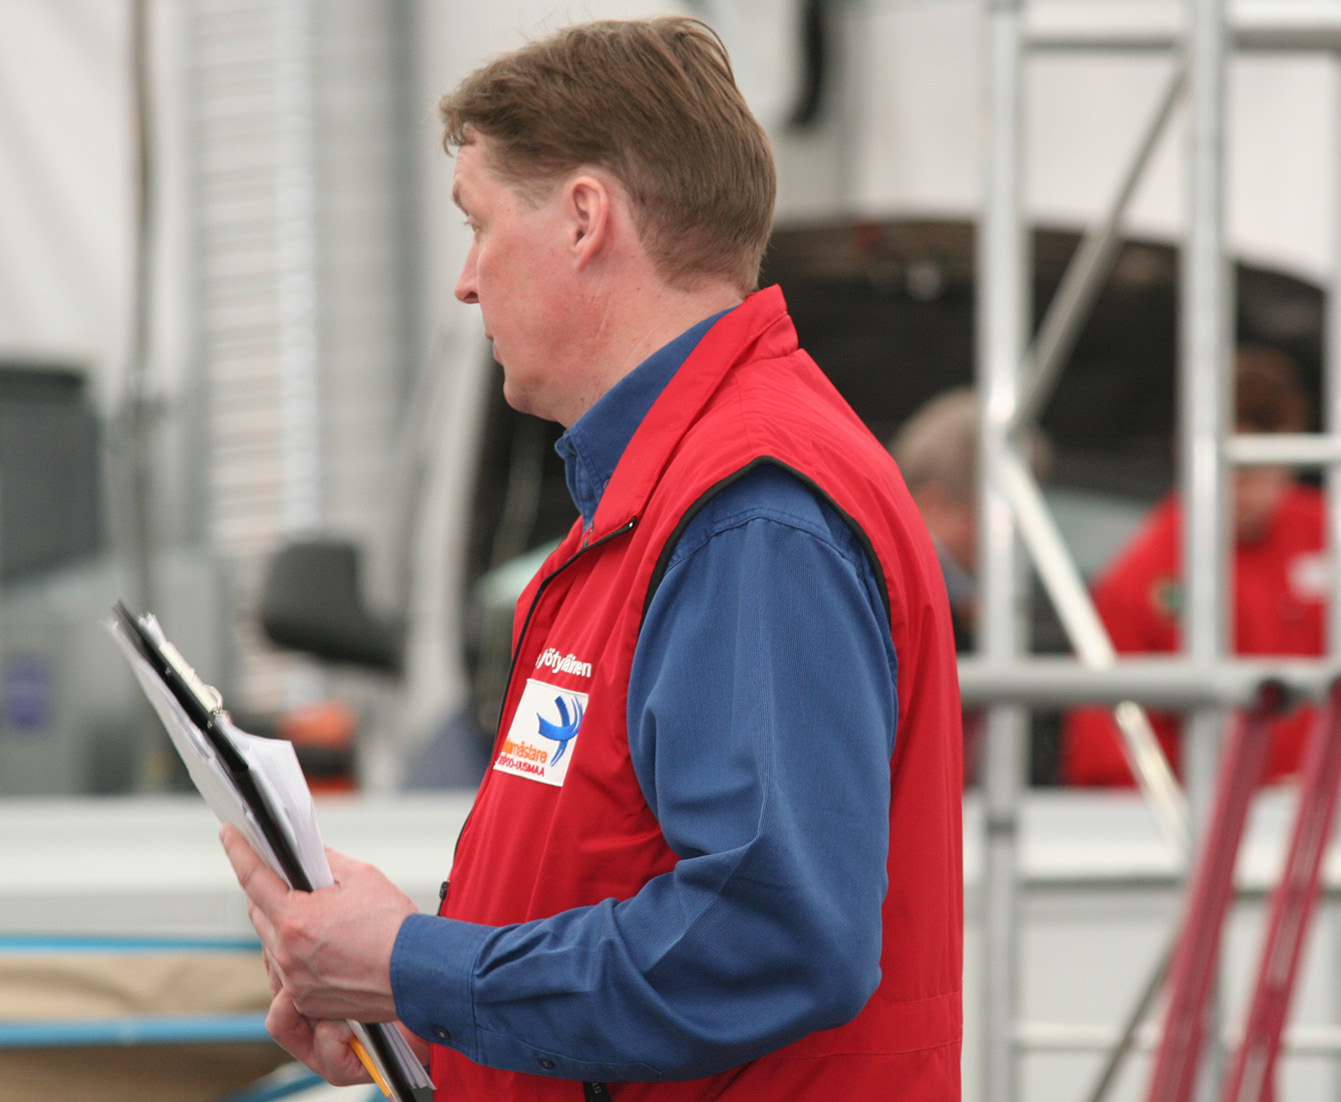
[975,3,1341,1101]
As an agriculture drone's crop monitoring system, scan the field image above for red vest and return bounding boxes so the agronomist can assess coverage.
[436,286,963,1100]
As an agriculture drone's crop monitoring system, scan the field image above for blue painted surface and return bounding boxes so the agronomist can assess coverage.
[0,934,261,953]
[0,1012,269,1048]
[216,1067,332,1102]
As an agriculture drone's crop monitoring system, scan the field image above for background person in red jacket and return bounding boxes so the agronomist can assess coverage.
[1061,346,1328,786]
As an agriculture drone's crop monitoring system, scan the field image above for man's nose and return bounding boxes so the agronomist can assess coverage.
[455,256,478,304]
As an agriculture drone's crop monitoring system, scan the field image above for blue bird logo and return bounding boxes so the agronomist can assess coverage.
[536,695,584,765]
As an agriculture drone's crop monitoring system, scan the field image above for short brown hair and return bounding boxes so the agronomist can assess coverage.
[1234,345,1311,434]
[439,17,776,292]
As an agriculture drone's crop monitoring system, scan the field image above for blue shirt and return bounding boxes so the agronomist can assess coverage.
[393,308,898,1080]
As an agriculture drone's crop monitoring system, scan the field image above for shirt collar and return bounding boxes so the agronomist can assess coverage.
[556,308,730,528]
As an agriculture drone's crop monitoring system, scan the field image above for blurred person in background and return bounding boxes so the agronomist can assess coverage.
[224,16,963,1101]
[890,387,1052,784]
[889,387,980,654]
[1062,346,1328,786]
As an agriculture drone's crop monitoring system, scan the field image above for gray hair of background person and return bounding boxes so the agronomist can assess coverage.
[889,387,980,503]
[890,386,1053,498]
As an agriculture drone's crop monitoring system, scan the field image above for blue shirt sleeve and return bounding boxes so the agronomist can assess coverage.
[393,465,898,1081]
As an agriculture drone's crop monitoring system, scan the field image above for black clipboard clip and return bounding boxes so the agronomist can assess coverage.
[112,601,312,891]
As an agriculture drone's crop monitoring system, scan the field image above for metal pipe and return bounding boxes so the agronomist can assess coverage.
[1028,33,1176,54]
[1323,60,1341,1100]
[1181,0,1231,673]
[1028,26,1341,54]
[1326,52,1341,659]
[273,0,323,711]
[1021,1022,1341,1057]
[1179,2,1232,1097]
[980,3,1027,1100]
[1225,433,1341,467]
[1000,454,1189,849]
[124,0,156,621]
[1017,56,1187,432]
[274,0,322,538]
[1081,937,1177,1102]
[957,658,1334,710]
[122,0,172,791]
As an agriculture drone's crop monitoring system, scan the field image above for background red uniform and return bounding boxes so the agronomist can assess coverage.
[1061,485,1328,786]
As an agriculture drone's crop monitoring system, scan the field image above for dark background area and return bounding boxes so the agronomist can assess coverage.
[0,364,102,583]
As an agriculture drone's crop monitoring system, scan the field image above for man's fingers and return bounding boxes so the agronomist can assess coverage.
[221,828,406,1024]
[261,948,284,996]
[310,1021,372,1087]
[265,990,369,1086]
[247,896,278,947]
[220,824,291,916]
[265,987,316,1061]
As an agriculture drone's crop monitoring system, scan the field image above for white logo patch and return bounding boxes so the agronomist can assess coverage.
[494,678,589,787]
[1289,551,1330,602]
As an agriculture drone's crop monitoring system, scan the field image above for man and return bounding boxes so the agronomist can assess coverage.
[225,18,963,1100]
[889,387,982,652]
[888,387,1050,784]
[889,388,984,786]
[1062,346,1328,786]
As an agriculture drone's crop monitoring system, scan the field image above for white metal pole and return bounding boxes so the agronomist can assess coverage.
[274,0,324,710]
[1001,453,1191,851]
[1180,0,1232,1098]
[275,0,322,539]
[1326,55,1341,662]
[1324,53,1341,1102]
[980,3,1028,1100]
[1019,56,1187,431]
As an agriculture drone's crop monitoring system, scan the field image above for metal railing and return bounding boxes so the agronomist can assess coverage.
[976,3,1341,1100]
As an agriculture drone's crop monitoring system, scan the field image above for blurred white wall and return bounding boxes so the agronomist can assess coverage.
[0,1,193,411]
[0,2,135,382]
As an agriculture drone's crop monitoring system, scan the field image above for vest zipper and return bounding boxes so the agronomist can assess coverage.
[511,518,637,678]
[445,517,639,880]
[499,515,636,746]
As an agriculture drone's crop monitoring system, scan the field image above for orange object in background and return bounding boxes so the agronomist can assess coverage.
[278,700,357,793]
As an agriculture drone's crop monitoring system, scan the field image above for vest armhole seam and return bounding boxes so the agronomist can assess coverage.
[638,457,892,631]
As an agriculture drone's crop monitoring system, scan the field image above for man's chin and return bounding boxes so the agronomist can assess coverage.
[501,378,538,418]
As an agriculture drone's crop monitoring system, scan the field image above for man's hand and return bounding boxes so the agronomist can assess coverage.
[220,824,418,1024]
[264,988,372,1085]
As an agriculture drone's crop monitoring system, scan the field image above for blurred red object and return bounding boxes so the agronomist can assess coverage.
[278,700,357,793]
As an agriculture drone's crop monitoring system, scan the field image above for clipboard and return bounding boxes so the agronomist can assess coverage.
[108,602,434,1102]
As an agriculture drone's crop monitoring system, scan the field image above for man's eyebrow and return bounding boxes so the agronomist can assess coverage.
[451,181,464,211]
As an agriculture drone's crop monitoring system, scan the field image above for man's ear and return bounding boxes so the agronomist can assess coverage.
[565,174,612,268]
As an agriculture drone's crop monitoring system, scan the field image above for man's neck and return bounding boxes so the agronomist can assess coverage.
[556,280,747,427]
